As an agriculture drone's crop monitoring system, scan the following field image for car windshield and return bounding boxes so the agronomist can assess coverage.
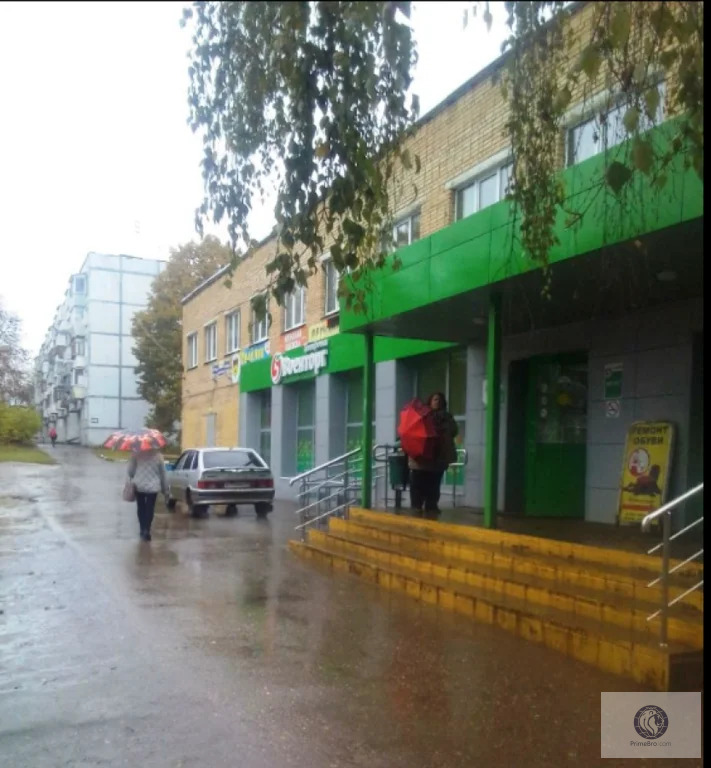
[202,450,266,469]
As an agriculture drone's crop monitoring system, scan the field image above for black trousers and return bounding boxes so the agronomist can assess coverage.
[409,469,445,512]
[136,492,157,532]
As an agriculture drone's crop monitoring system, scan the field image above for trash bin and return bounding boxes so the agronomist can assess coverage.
[388,452,409,490]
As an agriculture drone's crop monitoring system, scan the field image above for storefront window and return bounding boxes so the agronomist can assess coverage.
[259,390,272,466]
[345,371,363,453]
[296,382,315,473]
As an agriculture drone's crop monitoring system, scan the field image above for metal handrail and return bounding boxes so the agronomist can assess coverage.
[641,482,703,647]
[289,447,361,487]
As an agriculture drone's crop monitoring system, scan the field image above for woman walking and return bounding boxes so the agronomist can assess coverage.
[408,392,458,519]
[127,448,168,541]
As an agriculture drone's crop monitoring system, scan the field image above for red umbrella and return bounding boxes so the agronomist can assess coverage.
[102,428,167,452]
[397,399,438,462]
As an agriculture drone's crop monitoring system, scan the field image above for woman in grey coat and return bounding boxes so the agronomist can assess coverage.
[127,449,168,541]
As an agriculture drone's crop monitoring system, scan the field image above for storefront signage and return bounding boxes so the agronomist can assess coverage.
[231,354,241,384]
[308,319,339,343]
[278,326,307,353]
[270,340,329,385]
[604,362,623,399]
[605,399,620,418]
[240,340,270,365]
[212,361,230,379]
[618,421,675,525]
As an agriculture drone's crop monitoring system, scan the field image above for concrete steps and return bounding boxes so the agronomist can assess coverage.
[289,508,704,690]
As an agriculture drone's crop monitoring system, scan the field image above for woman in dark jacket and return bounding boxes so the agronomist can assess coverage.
[407,392,458,519]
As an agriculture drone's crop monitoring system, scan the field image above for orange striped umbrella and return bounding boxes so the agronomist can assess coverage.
[102,428,167,452]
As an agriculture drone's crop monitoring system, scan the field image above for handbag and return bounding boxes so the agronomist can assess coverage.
[122,478,136,502]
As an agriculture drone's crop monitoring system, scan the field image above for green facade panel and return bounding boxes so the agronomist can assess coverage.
[340,119,702,334]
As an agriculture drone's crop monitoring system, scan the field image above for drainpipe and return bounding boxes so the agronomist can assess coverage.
[484,293,501,529]
[118,262,123,430]
[361,332,375,508]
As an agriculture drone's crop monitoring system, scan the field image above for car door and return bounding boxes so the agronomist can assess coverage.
[185,451,200,490]
[170,451,191,497]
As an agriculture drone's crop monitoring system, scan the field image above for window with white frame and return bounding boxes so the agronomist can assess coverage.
[251,298,269,344]
[567,82,666,166]
[187,333,198,369]
[284,285,305,331]
[324,259,340,316]
[73,274,86,295]
[204,323,217,362]
[392,211,421,249]
[225,310,240,353]
[455,163,512,220]
[72,337,85,358]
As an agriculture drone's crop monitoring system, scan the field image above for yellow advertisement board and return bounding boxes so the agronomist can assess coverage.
[618,421,675,525]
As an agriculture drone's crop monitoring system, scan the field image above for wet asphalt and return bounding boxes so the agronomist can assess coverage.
[0,446,701,768]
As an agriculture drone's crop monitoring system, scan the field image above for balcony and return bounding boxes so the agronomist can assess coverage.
[51,331,70,353]
[72,355,86,369]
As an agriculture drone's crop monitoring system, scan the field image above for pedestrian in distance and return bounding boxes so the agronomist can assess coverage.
[126,448,168,541]
[48,426,57,448]
[407,392,458,519]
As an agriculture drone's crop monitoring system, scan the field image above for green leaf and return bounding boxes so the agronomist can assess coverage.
[632,138,654,175]
[633,62,647,85]
[623,107,640,133]
[578,45,601,79]
[645,87,660,121]
[610,6,631,48]
[400,149,412,170]
[605,161,633,193]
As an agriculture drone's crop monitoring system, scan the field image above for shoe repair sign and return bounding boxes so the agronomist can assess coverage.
[618,421,675,525]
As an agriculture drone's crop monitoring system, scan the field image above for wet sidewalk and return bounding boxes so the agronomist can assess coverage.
[0,445,701,767]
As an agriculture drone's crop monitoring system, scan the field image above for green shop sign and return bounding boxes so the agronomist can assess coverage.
[270,340,328,385]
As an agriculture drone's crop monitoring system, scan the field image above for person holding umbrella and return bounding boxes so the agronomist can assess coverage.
[399,393,458,519]
[104,429,169,541]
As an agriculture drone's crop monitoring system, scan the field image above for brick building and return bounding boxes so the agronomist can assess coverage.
[181,2,702,525]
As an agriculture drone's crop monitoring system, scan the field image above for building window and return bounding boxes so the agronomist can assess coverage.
[284,286,305,331]
[204,323,217,362]
[259,390,272,467]
[567,82,666,166]
[392,211,421,249]
[73,274,87,295]
[345,371,364,453]
[324,259,340,316]
[225,310,240,354]
[295,382,315,474]
[456,164,512,220]
[72,337,85,358]
[251,298,269,344]
[187,333,198,369]
[73,368,85,386]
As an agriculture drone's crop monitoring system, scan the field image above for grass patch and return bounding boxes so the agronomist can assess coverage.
[0,444,56,465]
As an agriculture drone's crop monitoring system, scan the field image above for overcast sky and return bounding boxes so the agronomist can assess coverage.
[0,1,508,354]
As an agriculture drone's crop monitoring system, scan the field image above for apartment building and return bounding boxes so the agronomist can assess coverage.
[34,252,165,446]
[181,2,703,526]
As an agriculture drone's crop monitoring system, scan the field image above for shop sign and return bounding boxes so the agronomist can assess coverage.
[308,319,339,343]
[212,360,230,379]
[240,340,270,365]
[604,362,623,399]
[271,340,329,385]
[618,421,675,525]
[278,326,307,353]
[231,354,241,384]
[605,399,620,418]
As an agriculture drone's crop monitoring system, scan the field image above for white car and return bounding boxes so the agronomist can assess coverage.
[166,447,275,518]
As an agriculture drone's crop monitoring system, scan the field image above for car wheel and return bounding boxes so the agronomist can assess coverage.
[225,504,238,517]
[254,503,272,518]
[187,493,208,518]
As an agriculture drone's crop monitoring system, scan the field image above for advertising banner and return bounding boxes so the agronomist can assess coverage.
[618,421,675,525]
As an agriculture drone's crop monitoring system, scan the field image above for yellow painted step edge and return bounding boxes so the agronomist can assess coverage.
[330,517,704,612]
[289,539,675,691]
[348,508,704,579]
[308,528,703,650]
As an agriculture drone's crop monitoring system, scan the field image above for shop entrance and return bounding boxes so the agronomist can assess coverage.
[524,352,588,518]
